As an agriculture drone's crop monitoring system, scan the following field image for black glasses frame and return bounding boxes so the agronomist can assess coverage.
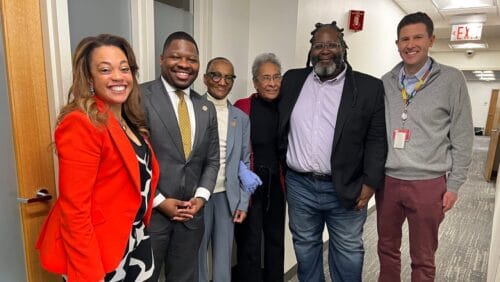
[207,72,236,83]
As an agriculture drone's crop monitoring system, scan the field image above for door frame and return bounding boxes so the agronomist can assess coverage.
[485,89,499,136]
[484,89,500,181]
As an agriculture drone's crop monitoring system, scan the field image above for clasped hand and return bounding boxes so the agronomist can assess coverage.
[158,197,205,222]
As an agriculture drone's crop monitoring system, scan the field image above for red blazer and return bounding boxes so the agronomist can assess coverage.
[36,102,159,282]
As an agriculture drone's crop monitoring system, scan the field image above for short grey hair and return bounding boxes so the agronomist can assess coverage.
[252,53,281,80]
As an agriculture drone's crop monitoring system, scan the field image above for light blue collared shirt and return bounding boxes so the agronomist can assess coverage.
[286,67,346,174]
[399,58,432,97]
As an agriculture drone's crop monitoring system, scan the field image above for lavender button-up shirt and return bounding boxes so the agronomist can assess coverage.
[286,67,346,174]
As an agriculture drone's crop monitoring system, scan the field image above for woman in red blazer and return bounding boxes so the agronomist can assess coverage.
[36,34,159,282]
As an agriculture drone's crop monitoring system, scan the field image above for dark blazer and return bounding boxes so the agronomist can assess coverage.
[278,66,387,208]
[36,98,160,281]
[141,78,220,229]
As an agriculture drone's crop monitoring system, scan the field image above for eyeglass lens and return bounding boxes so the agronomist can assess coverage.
[312,42,341,50]
[208,72,236,83]
[260,74,282,82]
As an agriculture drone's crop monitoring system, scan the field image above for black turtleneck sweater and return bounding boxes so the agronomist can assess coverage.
[250,96,280,174]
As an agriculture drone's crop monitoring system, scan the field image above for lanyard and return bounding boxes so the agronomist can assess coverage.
[400,61,433,125]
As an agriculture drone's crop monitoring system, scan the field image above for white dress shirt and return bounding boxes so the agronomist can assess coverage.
[153,77,210,207]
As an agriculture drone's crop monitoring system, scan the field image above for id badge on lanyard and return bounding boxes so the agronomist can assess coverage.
[392,128,410,149]
[392,88,412,149]
[393,63,432,150]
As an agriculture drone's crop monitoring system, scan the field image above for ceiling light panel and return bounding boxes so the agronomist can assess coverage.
[449,42,489,49]
[432,0,496,10]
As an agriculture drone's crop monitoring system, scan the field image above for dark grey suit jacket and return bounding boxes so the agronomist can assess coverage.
[141,78,220,229]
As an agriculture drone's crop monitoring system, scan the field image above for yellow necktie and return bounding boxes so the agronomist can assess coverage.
[175,90,191,159]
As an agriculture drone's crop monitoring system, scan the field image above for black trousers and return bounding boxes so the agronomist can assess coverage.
[234,168,286,282]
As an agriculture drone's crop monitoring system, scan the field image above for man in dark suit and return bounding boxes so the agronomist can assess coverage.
[141,31,219,282]
[278,22,387,282]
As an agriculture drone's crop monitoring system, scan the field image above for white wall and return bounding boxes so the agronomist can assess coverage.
[245,0,299,97]
[218,0,406,99]
[467,82,500,128]
[202,0,300,99]
[432,51,500,70]
[431,51,500,130]
[295,0,404,78]
[204,0,250,102]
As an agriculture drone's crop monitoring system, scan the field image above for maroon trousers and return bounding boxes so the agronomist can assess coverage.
[376,175,446,282]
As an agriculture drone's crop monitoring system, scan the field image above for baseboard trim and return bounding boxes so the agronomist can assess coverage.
[284,263,298,281]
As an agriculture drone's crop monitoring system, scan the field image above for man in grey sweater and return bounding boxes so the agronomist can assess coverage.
[377,12,473,281]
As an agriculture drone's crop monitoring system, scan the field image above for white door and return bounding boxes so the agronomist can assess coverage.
[0,19,27,282]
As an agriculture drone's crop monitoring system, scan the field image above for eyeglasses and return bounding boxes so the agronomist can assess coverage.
[207,72,236,83]
[311,42,342,50]
[256,74,282,83]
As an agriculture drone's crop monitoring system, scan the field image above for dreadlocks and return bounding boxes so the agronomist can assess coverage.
[306,21,349,67]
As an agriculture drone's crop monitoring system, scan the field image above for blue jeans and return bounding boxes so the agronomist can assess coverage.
[286,170,367,282]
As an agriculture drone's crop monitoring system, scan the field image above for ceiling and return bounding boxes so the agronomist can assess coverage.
[462,70,500,81]
[393,0,500,53]
[393,0,500,81]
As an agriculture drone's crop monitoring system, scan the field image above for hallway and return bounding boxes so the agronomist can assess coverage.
[289,136,496,281]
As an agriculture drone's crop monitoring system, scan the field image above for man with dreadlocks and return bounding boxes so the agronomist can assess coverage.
[278,21,387,281]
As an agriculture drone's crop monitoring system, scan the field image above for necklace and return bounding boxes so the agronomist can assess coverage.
[119,118,127,131]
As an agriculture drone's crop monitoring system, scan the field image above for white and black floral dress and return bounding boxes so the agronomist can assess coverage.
[105,130,154,282]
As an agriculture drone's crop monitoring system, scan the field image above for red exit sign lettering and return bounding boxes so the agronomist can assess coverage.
[451,23,483,41]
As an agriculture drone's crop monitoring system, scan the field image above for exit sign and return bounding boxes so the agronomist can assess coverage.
[450,23,483,41]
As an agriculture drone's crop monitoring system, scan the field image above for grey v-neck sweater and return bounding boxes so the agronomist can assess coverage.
[382,58,473,192]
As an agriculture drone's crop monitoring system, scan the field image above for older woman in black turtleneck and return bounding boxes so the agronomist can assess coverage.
[234,53,285,282]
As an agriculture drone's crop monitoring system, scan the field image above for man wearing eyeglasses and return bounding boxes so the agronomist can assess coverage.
[196,57,253,282]
[278,22,387,281]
